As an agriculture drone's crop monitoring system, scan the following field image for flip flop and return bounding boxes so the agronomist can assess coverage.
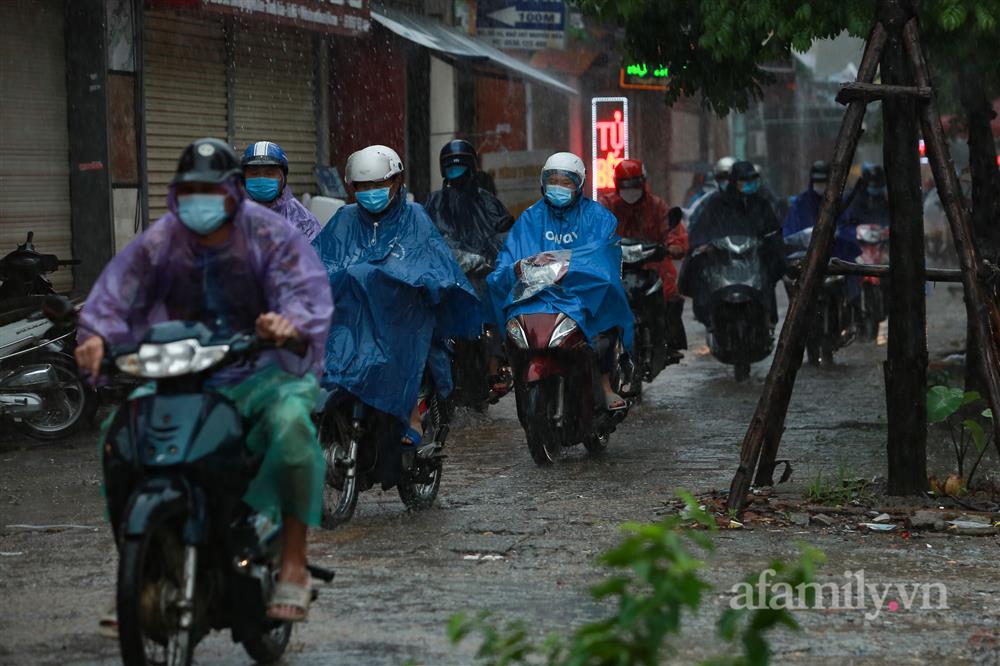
[401,426,423,448]
[605,393,628,412]
[267,579,312,623]
[98,605,118,639]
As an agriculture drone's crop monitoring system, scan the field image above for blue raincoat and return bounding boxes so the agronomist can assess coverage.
[783,188,860,262]
[487,196,634,349]
[312,191,482,427]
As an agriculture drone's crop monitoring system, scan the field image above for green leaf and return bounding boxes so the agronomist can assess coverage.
[927,385,964,422]
[963,418,988,452]
[983,408,993,419]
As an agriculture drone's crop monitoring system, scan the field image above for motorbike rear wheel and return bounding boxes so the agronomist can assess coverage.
[117,517,194,666]
[320,438,359,529]
[521,379,561,466]
[17,351,97,440]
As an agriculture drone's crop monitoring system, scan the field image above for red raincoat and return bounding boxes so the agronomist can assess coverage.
[599,186,688,301]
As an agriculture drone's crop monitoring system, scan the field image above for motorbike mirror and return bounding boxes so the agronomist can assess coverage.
[667,207,684,230]
[42,295,77,327]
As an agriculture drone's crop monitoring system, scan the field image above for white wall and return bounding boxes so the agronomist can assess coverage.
[429,55,457,191]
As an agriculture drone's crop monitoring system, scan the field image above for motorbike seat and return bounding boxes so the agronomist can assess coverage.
[0,297,47,327]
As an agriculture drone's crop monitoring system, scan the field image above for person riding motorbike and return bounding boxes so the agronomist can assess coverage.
[75,137,334,623]
[424,139,514,393]
[242,140,322,241]
[598,158,688,356]
[486,151,634,411]
[840,162,890,233]
[312,145,481,449]
[681,160,785,325]
[687,155,736,231]
[783,160,860,265]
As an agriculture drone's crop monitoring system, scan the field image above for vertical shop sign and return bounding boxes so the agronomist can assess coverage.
[591,96,629,199]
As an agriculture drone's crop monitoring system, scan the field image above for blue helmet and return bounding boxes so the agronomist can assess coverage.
[241,141,288,174]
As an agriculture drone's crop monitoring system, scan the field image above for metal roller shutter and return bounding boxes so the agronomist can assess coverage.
[0,0,72,291]
[233,26,317,198]
[143,11,227,222]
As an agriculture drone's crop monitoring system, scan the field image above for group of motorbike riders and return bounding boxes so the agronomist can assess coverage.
[72,134,891,636]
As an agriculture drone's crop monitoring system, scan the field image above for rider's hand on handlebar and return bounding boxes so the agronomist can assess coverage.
[256,312,300,346]
[75,336,105,379]
[668,244,685,260]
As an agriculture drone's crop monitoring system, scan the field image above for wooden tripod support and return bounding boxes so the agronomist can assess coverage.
[726,12,1000,513]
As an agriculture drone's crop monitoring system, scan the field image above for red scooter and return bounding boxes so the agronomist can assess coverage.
[504,251,629,466]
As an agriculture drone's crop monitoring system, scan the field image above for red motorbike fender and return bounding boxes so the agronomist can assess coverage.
[524,356,562,383]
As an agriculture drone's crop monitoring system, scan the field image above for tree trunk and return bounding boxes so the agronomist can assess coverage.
[881,1,928,495]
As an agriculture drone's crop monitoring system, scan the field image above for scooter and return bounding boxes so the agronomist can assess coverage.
[504,251,630,466]
[44,297,335,666]
[783,227,855,367]
[688,235,775,382]
[316,384,449,528]
[855,223,890,341]
[620,239,677,396]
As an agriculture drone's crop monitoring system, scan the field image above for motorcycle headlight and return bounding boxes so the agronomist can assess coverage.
[506,319,529,349]
[548,316,579,348]
[621,244,644,264]
[116,339,230,378]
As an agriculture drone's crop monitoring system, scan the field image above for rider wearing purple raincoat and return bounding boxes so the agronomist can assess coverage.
[242,140,322,241]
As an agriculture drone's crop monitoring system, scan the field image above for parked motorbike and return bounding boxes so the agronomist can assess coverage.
[448,249,511,412]
[0,233,95,439]
[45,296,335,666]
[783,227,855,367]
[316,385,449,528]
[689,235,775,382]
[855,223,890,341]
[504,250,630,466]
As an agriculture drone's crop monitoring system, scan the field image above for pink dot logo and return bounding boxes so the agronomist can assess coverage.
[887,600,899,612]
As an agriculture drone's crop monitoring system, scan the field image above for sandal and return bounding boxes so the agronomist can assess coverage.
[98,605,118,639]
[401,426,423,448]
[267,579,312,622]
[605,393,628,412]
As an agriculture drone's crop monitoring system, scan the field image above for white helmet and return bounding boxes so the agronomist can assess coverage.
[714,156,736,179]
[345,145,404,185]
[541,151,586,188]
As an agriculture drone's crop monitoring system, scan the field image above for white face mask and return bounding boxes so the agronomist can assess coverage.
[620,188,643,205]
[813,183,827,196]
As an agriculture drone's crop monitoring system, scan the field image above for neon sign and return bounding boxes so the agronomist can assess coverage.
[621,63,670,91]
[591,97,629,199]
[625,63,669,78]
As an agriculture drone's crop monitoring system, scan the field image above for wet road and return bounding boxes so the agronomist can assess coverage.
[3,285,1000,665]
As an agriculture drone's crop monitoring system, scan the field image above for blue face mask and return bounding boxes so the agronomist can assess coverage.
[245,177,282,203]
[356,187,393,213]
[445,165,468,180]
[177,194,229,235]
[544,184,576,208]
[739,180,761,195]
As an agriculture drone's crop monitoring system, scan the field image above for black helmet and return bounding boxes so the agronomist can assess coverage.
[439,139,478,178]
[861,162,886,187]
[173,138,241,185]
[810,160,830,183]
[730,160,758,182]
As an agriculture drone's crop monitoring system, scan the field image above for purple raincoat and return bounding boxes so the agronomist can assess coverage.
[267,185,322,241]
[79,180,333,384]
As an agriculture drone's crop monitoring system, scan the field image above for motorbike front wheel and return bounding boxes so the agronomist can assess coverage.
[521,379,561,466]
[241,617,292,664]
[320,438,359,529]
[398,395,444,511]
[117,518,194,666]
[17,352,97,440]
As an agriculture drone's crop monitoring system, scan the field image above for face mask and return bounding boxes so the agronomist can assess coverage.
[544,184,575,208]
[812,183,827,196]
[740,180,761,195]
[868,185,886,197]
[356,187,393,213]
[445,165,468,180]
[620,188,643,205]
[245,177,281,203]
[177,194,229,235]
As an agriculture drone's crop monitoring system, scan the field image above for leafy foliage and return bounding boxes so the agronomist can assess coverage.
[448,494,825,665]
[926,385,996,485]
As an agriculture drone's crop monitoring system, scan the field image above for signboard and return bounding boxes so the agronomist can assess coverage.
[591,97,629,199]
[620,63,670,91]
[147,0,370,36]
[476,0,565,50]
[480,149,550,219]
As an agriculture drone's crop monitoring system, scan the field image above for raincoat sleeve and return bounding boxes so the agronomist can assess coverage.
[262,228,334,376]
[483,190,515,233]
[282,194,323,242]
[668,219,689,254]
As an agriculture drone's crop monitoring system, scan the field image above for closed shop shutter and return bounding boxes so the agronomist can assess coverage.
[143,11,227,221]
[0,0,72,291]
[233,26,317,198]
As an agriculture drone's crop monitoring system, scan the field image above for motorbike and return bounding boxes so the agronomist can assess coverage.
[316,384,449,528]
[619,238,677,397]
[447,249,511,412]
[855,223,890,341]
[688,235,775,382]
[44,296,335,666]
[783,227,855,367]
[0,233,95,439]
[504,250,631,466]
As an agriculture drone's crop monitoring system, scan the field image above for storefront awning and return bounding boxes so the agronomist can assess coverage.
[371,8,577,96]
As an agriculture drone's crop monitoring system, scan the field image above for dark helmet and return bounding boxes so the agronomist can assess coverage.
[861,162,886,187]
[810,160,830,183]
[439,139,478,178]
[730,160,758,183]
[241,141,289,174]
[173,138,241,185]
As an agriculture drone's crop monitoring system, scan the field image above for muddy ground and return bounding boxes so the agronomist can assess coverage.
[2,285,999,665]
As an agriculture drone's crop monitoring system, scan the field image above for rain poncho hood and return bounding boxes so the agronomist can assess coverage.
[487,196,634,349]
[79,178,334,384]
[266,184,323,241]
[312,191,482,427]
